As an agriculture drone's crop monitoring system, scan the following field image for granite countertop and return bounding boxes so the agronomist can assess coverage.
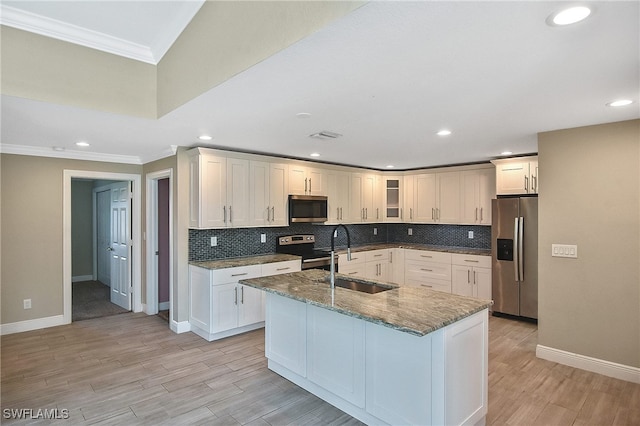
[240,269,492,337]
[328,243,491,256]
[190,253,300,270]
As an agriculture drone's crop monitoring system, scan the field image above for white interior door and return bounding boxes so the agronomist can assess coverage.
[110,182,131,310]
[96,189,111,286]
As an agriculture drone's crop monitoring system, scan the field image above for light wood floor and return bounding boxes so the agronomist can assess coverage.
[1,313,638,425]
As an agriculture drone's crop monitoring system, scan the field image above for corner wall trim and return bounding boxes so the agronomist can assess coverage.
[536,344,640,384]
[171,320,191,334]
[0,315,66,336]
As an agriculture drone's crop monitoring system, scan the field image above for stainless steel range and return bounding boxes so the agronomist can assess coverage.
[275,234,337,271]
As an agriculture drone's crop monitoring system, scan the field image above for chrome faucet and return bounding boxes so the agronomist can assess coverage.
[330,224,351,289]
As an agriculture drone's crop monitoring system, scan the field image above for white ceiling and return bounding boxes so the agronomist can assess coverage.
[1,1,639,169]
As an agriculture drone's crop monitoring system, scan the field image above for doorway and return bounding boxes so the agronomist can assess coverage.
[63,170,142,325]
[145,169,173,325]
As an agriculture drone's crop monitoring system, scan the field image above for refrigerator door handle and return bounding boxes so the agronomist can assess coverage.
[514,217,520,282]
[518,216,524,282]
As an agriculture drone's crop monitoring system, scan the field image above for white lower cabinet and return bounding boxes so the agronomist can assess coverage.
[404,249,452,293]
[265,293,489,426]
[190,260,301,341]
[451,254,492,300]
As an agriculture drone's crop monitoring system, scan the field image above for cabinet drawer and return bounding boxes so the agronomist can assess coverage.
[212,264,262,284]
[405,249,451,264]
[339,263,366,278]
[405,260,452,281]
[338,252,366,267]
[365,249,389,262]
[261,260,301,276]
[404,277,451,293]
[451,253,491,268]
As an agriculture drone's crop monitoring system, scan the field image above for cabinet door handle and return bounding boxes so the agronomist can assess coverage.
[231,272,248,277]
[271,206,275,222]
[390,252,393,263]
[421,284,433,288]
[347,271,359,275]
[376,208,379,219]
[365,208,368,219]
[420,254,433,258]
[431,208,434,220]
[473,270,477,285]
[340,207,343,220]
[374,254,382,257]
[309,179,312,193]
[420,268,433,272]
[305,178,308,193]
[223,206,227,223]
[241,286,244,304]
[267,207,270,222]
[276,267,290,271]
[229,206,232,222]
[362,208,365,220]
[464,259,479,263]
[532,176,537,192]
[234,287,238,305]
[400,208,403,220]
[524,175,529,192]
[410,208,413,220]
[480,207,483,222]
[468,269,471,283]
[475,208,478,221]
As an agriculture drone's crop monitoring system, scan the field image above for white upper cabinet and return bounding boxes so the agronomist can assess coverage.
[289,164,325,196]
[350,172,381,223]
[383,176,403,222]
[461,168,495,225]
[249,161,289,227]
[412,172,460,224]
[325,169,350,224]
[492,156,538,195]
[189,149,249,228]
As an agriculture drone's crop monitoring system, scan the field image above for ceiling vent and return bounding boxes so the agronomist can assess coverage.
[309,131,342,140]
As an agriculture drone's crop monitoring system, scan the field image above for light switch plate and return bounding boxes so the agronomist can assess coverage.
[373,227,377,235]
[468,231,474,239]
[408,228,413,236]
[552,244,577,258]
[260,234,266,243]
[211,236,218,247]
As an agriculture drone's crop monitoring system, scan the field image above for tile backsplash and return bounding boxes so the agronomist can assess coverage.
[189,223,490,262]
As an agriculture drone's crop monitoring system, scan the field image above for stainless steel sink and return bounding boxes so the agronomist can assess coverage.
[332,278,392,294]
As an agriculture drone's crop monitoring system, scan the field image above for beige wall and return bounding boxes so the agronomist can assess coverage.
[157,1,363,115]
[0,154,141,323]
[71,180,94,278]
[538,119,640,368]
[1,27,157,118]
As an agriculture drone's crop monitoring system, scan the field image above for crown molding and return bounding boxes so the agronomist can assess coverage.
[0,144,143,165]
[0,5,156,64]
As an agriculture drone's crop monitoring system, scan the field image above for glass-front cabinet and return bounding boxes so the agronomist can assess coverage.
[383,176,403,222]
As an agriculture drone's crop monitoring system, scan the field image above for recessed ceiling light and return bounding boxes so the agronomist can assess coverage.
[76,141,90,147]
[198,135,213,141]
[606,99,633,107]
[547,6,591,26]
[386,165,395,169]
[310,152,320,157]
[501,151,513,156]
[296,113,311,119]
[437,130,452,136]
[52,146,66,152]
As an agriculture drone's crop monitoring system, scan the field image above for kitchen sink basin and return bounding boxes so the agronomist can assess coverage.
[332,278,392,294]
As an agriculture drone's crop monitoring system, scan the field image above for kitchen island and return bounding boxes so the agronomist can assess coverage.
[240,269,492,426]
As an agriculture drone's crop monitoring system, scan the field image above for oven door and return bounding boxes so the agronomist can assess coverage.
[301,256,338,271]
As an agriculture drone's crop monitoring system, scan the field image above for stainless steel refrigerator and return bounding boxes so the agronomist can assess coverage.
[491,197,538,320]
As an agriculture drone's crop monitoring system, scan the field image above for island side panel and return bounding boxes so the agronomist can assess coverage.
[444,309,489,426]
[265,293,307,377]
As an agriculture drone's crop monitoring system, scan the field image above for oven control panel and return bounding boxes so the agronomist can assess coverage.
[278,235,315,245]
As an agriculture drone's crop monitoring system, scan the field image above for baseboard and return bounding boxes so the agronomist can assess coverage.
[158,301,170,311]
[0,315,66,335]
[170,320,191,334]
[536,344,640,384]
[72,275,94,283]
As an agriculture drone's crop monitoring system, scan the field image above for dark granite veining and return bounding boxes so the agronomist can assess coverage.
[240,269,492,337]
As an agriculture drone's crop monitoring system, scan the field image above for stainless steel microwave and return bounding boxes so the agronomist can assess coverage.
[288,195,328,223]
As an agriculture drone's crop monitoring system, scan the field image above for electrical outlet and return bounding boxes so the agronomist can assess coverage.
[408,228,413,236]
[373,227,377,235]
[334,230,338,237]
[211,236,218,247]
[260,234,266,243]
[23,299,31,309]
[468,231,474,239]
